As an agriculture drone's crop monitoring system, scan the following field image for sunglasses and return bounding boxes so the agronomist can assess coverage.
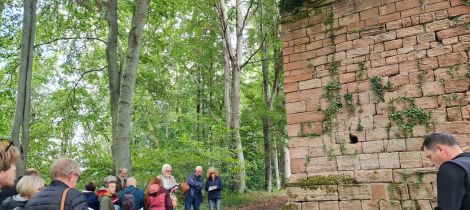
[71,172,81,182]
[1,139,13,152]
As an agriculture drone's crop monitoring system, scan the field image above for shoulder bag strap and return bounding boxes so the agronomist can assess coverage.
[60,188,70,210]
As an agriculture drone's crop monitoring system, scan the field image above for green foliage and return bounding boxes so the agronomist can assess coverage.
[279,0,305,13]
[388,97,433,136]
[356,119,364,131]
[343,93,355,114]
[369,76,390,102]
[323,81,342,133]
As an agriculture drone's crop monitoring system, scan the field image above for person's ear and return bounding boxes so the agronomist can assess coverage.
[436,144,444,152]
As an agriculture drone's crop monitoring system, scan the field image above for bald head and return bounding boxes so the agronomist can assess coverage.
[127,177,137,187]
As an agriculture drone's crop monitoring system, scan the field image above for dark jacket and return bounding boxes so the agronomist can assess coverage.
[204,177,223,200]
[187,172,203,200]
[116,177,127,193]
[435,153,470,210]
[0,195,27,210]
[0,176,21,203]
[24,180,88,210]
[82,191,99,210]
[118,186,144,210]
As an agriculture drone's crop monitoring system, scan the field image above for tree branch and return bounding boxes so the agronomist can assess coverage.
[34,37,107,48]
[241,0,255,32]
[240,40,263,69]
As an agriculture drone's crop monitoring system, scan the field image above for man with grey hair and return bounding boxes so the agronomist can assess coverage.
[157,164,178,208]
[184,166,203,210]
[422,132,470,210]
[24,157,88,210]
[116,168,128,193]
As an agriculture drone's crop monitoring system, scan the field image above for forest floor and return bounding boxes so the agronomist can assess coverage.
[225,192,288,210]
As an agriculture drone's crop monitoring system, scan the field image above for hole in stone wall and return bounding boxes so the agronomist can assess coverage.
[349,133,358,144]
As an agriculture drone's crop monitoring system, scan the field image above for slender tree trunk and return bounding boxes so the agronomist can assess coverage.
[114,0,150,174]
[273,146,281,189]
[217,0,233,126]
[104,0,121,170]
[11,0,37,176]
[260,3,273,190]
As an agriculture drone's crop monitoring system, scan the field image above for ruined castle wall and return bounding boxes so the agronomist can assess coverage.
[281,0,470,209]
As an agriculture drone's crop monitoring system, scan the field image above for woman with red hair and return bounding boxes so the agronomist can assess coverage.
[144,178,173,210]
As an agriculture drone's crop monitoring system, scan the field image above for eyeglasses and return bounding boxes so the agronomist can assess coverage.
[1,139,13,152]
[164,170,172,172]
[71,172,81,182]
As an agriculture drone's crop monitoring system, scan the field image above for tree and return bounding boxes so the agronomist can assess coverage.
[10,0,37,176]
[103,0,151,173]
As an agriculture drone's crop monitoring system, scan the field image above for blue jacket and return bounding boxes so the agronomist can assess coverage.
[187,172,203,199]
[24,180,88,210]
[204,177,223,200]
[82,191,99,210]
[118,185,144,210]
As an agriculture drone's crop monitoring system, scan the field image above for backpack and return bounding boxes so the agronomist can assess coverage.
[121,189,137,210]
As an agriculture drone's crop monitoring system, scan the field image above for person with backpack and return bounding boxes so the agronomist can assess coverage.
[184,166,203,210]
[204,168,223,210]
[118,177,144,210]
[422,132,470,209]
[143,178,172,210]
[0,175,45,210]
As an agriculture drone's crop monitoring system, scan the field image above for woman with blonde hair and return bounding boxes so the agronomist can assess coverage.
[143,178,172,210]
[0,175,45,210]
[204,167,223,210]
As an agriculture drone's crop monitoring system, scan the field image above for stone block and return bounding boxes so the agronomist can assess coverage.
[355,169,393,183]
[436,121,470,134]
[287,186,339,202]
[339,200,361,210]
[405,138,423,151]
[362,140,385,153]
[365,128,389,141]
[303,202,319,210]
[399,151,423,168]
[422,81,445,96]
[408,183,435,199]
[361,200,379,210]
[319,201,339,210]
[283,202,302,210]
[307,157,337,173]
[375,31,397,43]
[359,154,380,170]
[379,152,400,168]
[338,184,371,200]
[397,25,424,38]
[448,107,463,121]
[379,200,402,210]
[337,155,360,171]
[299,78,322,90]
[444,79,469,93]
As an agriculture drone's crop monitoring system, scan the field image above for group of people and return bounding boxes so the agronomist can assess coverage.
[4,131,470,209]
[0,141,223,210]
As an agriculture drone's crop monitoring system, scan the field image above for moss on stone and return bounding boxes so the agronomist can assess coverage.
[286,174,358,187]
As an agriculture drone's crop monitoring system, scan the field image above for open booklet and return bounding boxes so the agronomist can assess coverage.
[208,186,217,191]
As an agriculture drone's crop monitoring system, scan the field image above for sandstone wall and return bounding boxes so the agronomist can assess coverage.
[281,0,470,209]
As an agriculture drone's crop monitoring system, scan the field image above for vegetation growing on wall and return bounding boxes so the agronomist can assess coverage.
[388,97,433,136]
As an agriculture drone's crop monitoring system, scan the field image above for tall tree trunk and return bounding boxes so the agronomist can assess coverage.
[11,0,37,176]
[260,3,272,190]
[283,141,291,181]
[104,0,121,170]
[217,0,233,126]
[114,0,150,174]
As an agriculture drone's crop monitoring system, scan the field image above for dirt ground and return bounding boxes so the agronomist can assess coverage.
[225,195,288,210]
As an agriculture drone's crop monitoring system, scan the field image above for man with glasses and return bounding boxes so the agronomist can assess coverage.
[0,139,20,190]
[116,168,128,193]
[24,157,88,210]
[157,164,178,208]
[422,132,470,210]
